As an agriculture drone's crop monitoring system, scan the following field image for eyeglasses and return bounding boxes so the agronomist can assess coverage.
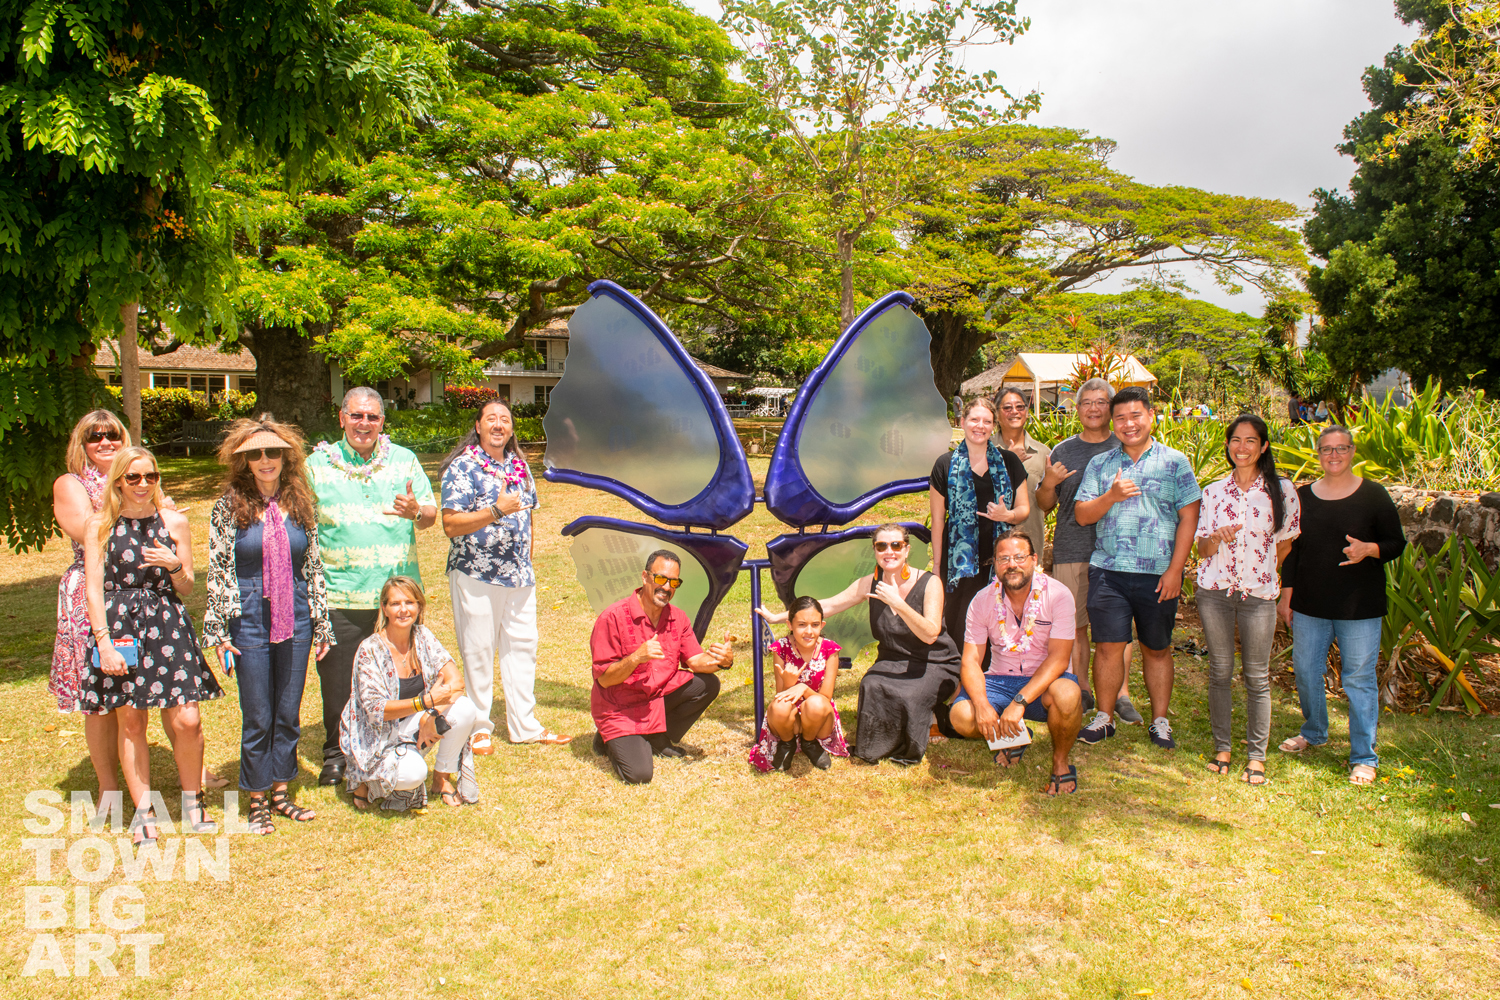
[999,404,1028,414]
[1318,444,1354,456]
[243,448,284,461]
[1078,399,1109,409]
[86,429,123,444]
[122,472,160,486]
[650,573,682,590]
[873,540,908,552]
[994,553,1034,565]
[346,412,382,424]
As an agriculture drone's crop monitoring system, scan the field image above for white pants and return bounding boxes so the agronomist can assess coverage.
[389,695,483,788]
[448,570,542,742]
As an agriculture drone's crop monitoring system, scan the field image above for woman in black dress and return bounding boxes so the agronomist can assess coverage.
[759,524,960,765]
[83,447,223,843]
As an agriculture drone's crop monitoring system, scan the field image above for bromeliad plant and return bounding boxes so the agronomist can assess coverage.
[1381,537,1498,714]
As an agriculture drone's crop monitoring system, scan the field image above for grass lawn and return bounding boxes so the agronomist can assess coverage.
[0,452,1497,998]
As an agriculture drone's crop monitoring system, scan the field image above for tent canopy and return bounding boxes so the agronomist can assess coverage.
[961,352,1157,415]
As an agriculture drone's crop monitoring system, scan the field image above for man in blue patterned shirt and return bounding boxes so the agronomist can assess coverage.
[1073,386,1201,750]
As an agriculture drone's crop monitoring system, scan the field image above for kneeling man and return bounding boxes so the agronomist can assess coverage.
[589,550,733,784]
[950,533,1084,794]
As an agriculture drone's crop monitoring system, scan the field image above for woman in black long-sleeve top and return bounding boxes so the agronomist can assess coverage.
[1276,425,1405,785]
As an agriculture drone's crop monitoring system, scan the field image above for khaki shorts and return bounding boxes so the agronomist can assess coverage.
[1051,562,1093,631]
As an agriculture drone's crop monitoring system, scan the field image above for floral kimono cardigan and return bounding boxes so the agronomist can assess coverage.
[339,624,477,807]
[201,494,336,649]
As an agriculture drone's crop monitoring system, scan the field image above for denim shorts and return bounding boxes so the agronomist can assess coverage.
[954,671,1079,722]
[1086,566,1178,649]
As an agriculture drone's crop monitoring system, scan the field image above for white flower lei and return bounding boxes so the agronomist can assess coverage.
[315,435,392,482]
[993,573,1045,654]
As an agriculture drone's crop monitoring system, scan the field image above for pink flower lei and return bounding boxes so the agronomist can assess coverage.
[993,573,1045,654]
[467,444,530,489]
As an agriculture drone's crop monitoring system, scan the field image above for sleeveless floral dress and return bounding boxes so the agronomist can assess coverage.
[748,637,849,772]
[79,513,223,714]
[50,469,106,712]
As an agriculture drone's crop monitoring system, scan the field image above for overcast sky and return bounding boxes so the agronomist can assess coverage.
[695,0,1418,316]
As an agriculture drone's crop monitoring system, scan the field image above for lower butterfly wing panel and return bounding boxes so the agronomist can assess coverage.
[765,525,932,657]
[561,517,749,642]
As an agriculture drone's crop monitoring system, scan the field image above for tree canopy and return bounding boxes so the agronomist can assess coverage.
[1306,0,1500,399]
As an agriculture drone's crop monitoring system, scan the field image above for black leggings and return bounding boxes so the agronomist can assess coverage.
[319,608,379,762]
[604,673,721,785]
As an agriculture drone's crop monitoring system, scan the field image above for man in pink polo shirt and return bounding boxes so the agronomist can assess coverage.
[949,532,1084,794]
[589,550,734,784]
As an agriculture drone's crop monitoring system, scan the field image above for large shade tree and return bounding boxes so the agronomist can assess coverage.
[0,0,444,549]
[226,0,807,424]
[900,127,1306,399]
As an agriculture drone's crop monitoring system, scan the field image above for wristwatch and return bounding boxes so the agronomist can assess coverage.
[1011,692,1029,707]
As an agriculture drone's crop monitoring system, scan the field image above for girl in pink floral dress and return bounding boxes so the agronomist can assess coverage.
[749,596,848,772]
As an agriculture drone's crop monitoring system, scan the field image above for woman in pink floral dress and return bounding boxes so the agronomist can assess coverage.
[51,410,129,792]
[1194,414,1300,786]
[749,596,848,772]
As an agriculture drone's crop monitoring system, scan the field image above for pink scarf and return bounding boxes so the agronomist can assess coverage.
[263,497,294,644]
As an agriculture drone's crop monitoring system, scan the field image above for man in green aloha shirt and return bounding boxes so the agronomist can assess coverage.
[307,386,438,785]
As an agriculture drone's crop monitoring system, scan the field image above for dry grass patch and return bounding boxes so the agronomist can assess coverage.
[0,454,1496,998]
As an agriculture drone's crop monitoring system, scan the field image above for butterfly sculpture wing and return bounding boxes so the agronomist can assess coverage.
[763,292,953,527]
[562,517,749,642]
[543,280,755,530]
[765,524,932,656]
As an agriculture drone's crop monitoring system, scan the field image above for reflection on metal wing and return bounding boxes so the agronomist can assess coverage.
[561,517,749,642]
[765,524,932,656]
[542,280,755,530]
[763,292,953,527]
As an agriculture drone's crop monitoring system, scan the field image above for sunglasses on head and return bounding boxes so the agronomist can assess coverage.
[122,472,160,486]
[244,448,284,461]
[86,429,123,444]
[650,573,683,590]
[873,540,908,552]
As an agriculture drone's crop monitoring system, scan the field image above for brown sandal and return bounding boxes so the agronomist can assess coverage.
[1205,756,1232,776]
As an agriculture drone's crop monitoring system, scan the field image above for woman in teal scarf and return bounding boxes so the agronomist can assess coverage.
[929,397,1031,649]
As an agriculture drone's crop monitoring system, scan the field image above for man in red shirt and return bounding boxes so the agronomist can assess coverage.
[590,550,734,783]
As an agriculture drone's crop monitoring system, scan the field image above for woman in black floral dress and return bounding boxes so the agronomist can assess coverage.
[83,447,222,843]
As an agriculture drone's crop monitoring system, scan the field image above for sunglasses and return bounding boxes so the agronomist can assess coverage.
[243,448,285,461]
[122,472,160,486]
[86,429,123,444]
[346,412,382,424]
[999,404,1028,413]
[873,540,908,552]
[649,573,683,590]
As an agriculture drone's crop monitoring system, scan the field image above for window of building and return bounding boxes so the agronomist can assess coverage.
[152,373,189,389]
[238,376,256,393]
[534,385,551,406]
[107,371,122,386]
[526,339,548,371]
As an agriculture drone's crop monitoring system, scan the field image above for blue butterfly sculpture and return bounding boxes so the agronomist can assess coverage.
[543,280,953,734]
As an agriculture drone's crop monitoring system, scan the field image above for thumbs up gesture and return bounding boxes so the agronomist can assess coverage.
[390,479,421,520]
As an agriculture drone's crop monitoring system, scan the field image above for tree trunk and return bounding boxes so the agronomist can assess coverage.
[920,307,992,401]
[837,231,855,332]
[246,324,334,436]
[119,302,142,444]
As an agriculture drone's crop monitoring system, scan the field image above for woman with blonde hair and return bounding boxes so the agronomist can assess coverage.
[340,576,481,810]
[202,417,333,835]
[52,410,129,791]
[82,447,222,843]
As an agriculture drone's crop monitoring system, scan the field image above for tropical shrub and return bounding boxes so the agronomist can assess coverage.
[1381,537,1498,713]
[383,409,543,453]
[444,385,500,410]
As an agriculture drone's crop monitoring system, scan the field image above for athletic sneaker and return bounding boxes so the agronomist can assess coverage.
[1148,717,1176,750]
[1114,697,1144,726]
[1078,711,1116,745]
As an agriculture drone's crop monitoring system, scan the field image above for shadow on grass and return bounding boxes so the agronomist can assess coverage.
[1407,826,1500,918]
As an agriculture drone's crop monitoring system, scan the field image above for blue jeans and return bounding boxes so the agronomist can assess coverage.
[954,672,1080,724]
[1291,612,1382,768]
[231,591,312,792]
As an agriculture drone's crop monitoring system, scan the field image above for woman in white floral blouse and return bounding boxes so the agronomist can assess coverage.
[440,399,570,752]
[1194,414,1300,786]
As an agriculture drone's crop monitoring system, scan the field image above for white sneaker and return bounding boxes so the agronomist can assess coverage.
[1078,711,1116,745]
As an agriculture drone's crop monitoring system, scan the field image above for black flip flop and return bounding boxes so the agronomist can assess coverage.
[1044,765,1079,795]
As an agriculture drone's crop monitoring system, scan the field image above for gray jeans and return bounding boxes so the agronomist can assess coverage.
[1196,588,1277,761]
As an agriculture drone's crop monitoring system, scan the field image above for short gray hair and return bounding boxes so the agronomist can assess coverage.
[1317,423,1353,447]
[341,386,384,416]
[1077,378,1115,402]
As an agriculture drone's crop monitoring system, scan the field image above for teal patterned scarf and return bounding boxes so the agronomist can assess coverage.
[945,442,1014,592]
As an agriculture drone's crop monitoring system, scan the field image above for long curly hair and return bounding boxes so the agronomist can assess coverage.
[216,416,318,530]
